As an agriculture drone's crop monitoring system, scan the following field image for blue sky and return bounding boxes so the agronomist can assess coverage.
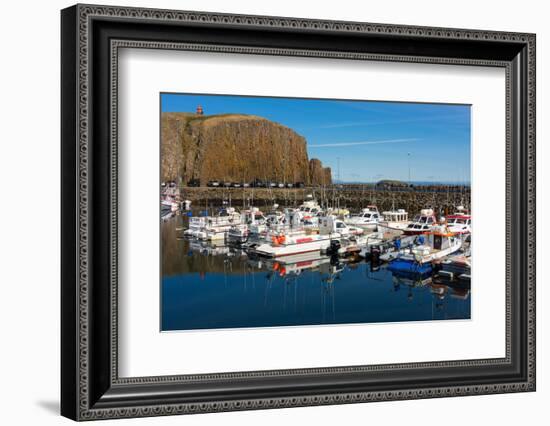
[161,93,471,183]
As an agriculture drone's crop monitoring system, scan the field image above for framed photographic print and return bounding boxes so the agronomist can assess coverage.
[61,4,536,421]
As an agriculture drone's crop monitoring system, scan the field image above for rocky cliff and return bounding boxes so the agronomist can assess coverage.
[309,159,332,187]
[161,112,331,186]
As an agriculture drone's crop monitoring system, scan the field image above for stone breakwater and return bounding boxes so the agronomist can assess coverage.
[180,186,471,215]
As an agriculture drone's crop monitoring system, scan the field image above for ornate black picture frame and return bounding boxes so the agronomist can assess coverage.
[61,4,536,421]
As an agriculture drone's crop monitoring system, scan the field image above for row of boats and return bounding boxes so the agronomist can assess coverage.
[174,195,472,279]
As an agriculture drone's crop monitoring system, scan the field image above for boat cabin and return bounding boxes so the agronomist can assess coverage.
[381,209,408,223]
[298,200,322,216]
[404,209,437,235]
[446,214,471,226]
[357,205,379,219]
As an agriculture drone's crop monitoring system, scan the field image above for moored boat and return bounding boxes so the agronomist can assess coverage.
[377,208,409,232]
[247,216,361,258]
[161,197,179,213]
[388,222,462,275]
[403,208,437,235]
[184,207,242,240]
[446,206,471,235]
[345,205,380,230]
[295,197,323,228]
[326,232,384,257]
[227,207,266,243]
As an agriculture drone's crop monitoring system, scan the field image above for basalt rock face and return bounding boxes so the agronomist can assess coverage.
[161,112,332,186]
[308,159,332,186]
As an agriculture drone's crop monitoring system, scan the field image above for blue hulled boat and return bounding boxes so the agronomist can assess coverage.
[387,258,433,277]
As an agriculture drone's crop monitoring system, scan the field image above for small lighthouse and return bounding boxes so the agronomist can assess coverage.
[196,104,204,115]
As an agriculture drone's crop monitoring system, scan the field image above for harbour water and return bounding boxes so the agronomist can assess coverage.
[161,213,471,332]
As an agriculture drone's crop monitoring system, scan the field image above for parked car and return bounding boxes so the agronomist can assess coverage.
[286,183,294,188]
[252,180,265,188]
[223,182,232,188]
[242,182,250,188]
[295,182,305,188]
[207,180,220,187]
[232,182,241,188]
[277,182,285,188]
[268,182,277,188]
[187,178,200,187]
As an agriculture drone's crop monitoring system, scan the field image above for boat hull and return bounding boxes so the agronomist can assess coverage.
[388,258,433,276]
[249,238,332,258]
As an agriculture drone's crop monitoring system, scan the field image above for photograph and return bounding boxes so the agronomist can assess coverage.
[56,2,536,421]
[160,94,472,331]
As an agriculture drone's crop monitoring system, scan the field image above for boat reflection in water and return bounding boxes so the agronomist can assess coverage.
[162,215,471,331]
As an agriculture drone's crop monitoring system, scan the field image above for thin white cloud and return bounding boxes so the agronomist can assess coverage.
[309,138,419,148]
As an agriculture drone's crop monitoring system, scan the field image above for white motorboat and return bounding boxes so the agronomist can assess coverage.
[227,207,266,243]
[398,223,462,264]
[161,182,180,212]
[345,205,380,230]
[161,197,179,213]
[377,208,409,232]
[445,206,471,235]
[248,216,361,258]
[403,208,437,235]
[247,208,287,238]
[295,197,323,227]
[327,232,384,257]
[184,207,242,240]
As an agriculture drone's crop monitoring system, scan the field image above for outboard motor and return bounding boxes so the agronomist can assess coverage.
[327,239,341,256]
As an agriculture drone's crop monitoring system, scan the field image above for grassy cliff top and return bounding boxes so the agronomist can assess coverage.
[163,112,266,123]
[162,112,295,130]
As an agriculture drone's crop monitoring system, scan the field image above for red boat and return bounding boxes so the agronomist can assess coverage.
[446,206,471,235]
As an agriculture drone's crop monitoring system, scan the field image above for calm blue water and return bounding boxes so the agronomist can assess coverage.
[161,215,470,331]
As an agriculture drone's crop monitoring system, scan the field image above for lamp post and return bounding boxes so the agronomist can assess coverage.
[407,152,411,185]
